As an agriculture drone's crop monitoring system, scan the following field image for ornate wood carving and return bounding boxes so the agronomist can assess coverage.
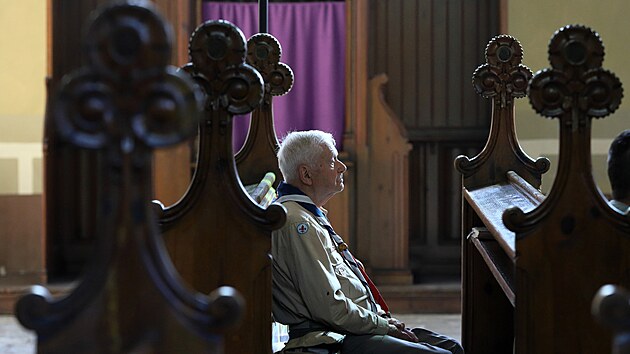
[506,25,629,353]
[235,33,293,187]
[455,35,550,190]
[16,2,243,352]
[154,19,287,354]
[458,35,544,353]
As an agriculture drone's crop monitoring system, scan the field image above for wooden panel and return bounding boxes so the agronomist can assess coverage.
[400,1,417,121]
[369,0,499,130]
[0,195,45,285]
[386,1,403,115]
[409,142,481,277]
[360,74,413,285]
[367,0,501,278]
[470,228,514,305]
[447,0,463,127]
[462,223,514,353]
[431,0,447,127]
[415,0,432,126]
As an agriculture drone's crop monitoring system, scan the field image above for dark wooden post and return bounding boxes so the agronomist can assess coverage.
[16,2,243,352]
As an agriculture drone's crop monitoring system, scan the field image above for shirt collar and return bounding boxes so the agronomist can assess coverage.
[276,182,326,218]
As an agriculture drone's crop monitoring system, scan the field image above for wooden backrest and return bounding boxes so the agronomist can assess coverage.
[15,2,244,352]
[235,33,293,188]
[455,34,550,189]
[509,24,629,353]
[456,34,549,353]
[154,19,287,354]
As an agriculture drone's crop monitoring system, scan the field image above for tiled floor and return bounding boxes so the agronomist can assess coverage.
[0,313,461,353]
[0,316,35,354]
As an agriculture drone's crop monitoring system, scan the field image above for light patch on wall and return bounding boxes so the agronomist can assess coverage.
[0,159,18,194]
[33,157,43,194]
[521,139,613,196]
[0,142,42,195]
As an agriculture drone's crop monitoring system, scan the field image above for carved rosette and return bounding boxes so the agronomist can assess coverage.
[54,3,201,154]
[16,2,244,350]
[247,33,294,101]
[529,25,622,123]
[472,35,531,109]
[188,20,264,115]
[455,35,548,187]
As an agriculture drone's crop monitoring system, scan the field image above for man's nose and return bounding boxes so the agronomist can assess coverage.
[338,160,347,172]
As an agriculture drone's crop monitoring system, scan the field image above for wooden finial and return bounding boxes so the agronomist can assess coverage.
[456,34,549,189]
[16,3,244,352]
[236,33,294,186]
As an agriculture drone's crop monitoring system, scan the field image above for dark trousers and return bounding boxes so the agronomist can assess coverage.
[340,328,464,354]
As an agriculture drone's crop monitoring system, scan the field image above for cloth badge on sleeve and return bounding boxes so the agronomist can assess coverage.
[296,223,309,234]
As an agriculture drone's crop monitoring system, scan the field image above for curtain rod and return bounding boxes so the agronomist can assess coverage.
[259,0,268,32]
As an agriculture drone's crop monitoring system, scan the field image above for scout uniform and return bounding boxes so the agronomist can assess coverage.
[272,183,390,351]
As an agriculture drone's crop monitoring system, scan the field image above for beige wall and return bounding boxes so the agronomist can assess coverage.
[508,0,630,194]
[0,1,46,195]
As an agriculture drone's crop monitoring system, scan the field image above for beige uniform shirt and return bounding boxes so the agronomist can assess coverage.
[272,198,389,349]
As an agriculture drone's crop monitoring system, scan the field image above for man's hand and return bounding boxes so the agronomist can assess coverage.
[386,318,419,343]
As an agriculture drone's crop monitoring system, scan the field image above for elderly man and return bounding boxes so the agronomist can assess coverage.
[608,129,630,213]
[271,130,464,354]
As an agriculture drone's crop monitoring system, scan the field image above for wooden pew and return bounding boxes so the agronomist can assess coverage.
[455,34,548,353]
[456,26,630,353]
[14,2,244,352]
[154,19,287,354]
[592,284,630,354]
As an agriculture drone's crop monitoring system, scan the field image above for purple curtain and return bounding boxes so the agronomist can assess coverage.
[202,2,346,151]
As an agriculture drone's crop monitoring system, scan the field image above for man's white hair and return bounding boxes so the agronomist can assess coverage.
[277,130,336,184]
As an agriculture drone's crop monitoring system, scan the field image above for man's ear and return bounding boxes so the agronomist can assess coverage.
[299,165,312,185]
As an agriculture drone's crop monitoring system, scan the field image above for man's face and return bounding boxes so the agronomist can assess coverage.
[311,144,347,198]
